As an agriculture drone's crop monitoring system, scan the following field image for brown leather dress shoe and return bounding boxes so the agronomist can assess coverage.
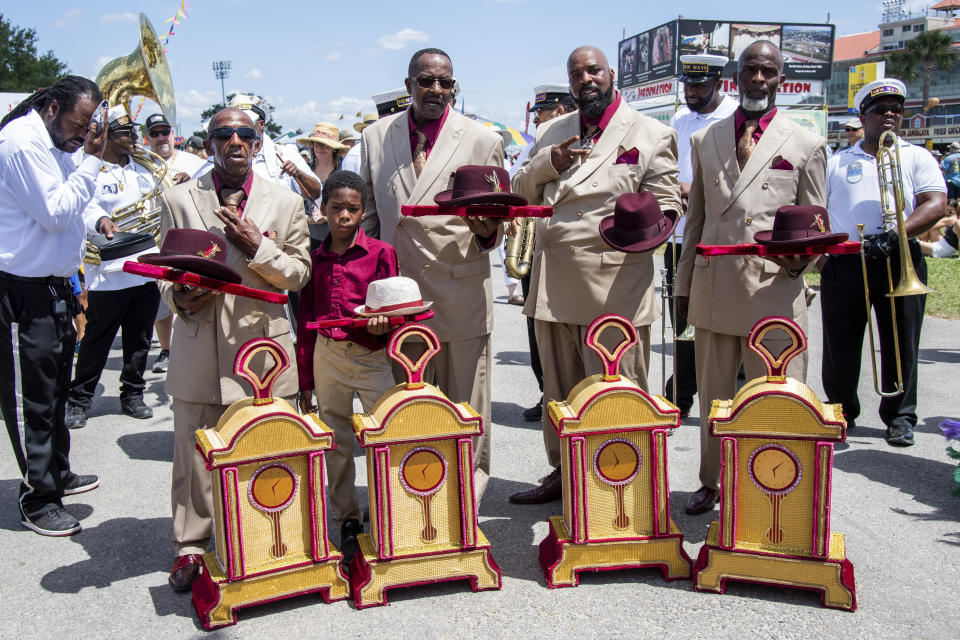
[169,553,203,591]
[509,467,562,504]
[684,486,721,515]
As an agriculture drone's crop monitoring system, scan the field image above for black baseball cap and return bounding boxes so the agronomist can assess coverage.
[144,113,170,130]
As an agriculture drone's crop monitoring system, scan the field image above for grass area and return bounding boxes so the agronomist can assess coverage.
[805,257,960,319]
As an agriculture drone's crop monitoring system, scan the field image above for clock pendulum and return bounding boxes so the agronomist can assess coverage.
[594,439,642,530]
[249,462,298,558]
[400,447,447,542]
[748,445,801,543]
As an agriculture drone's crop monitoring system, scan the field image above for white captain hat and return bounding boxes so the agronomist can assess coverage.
[679,54,728,83]
[854,79,906,115]
[372,88,411,117]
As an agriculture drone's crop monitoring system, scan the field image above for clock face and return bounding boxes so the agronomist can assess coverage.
[749,445,801,495]
[248,463,298,512]
[594,439,641,487]
[400,447,446,496]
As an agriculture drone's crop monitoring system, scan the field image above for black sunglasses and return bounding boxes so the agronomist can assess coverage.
[865,102,904,116]
[148,127,172,138]
[414,76,455,90]
[209,126,260,142]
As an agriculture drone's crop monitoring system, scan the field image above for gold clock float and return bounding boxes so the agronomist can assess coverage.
[188,316,855,630]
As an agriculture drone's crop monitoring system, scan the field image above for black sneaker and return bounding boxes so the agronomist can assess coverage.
[21,507,81,537]
[121,396,153,419]
[63,473,99,496]
[886,424,915,446]
[65,405,86,429]
[340,518,362,568]
[522,397,543,422]
[152,349,169,373]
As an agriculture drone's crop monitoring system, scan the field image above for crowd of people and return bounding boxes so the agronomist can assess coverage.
[0,41,951,599]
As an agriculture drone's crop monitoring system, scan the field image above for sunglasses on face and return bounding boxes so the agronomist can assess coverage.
[209,126,260,142]
[414,76,455,90]
[865,102,904,116]
[148,127,172,138]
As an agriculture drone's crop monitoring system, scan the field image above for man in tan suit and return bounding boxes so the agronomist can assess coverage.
[675,41,826,515]
[360,48,503,501]
[159,108,311,589]
[510,45,682,503]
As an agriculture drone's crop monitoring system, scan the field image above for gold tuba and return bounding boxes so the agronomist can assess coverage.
[504,217,535,279]
[85,13,176,265]
[858,130,933,396]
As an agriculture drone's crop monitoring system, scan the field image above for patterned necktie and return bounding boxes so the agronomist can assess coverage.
[412,129,428,177]
[737,120,759,170]
[580,124,599,160]
[220,188,246,218]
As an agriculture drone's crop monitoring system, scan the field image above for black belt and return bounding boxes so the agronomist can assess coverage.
[0,271,71,287]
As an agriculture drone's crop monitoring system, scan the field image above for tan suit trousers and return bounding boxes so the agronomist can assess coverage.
[313,336,396,527]
[171,399,229,556]
[535,320,650,469]
[694,327,808,490]
[394,334,492,502]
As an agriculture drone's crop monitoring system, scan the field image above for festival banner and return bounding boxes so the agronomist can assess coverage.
[848,61,885,112]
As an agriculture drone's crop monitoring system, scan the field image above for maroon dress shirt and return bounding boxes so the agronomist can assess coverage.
[734,107,778,148]
[408,105,450,159]
[211,170,254,217]
[580,92,622,142]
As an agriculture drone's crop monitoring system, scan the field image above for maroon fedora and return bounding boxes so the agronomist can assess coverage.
[599,191,678,253]
[754,205,848,247]
[434,165,527,207]
[139,229,242,284]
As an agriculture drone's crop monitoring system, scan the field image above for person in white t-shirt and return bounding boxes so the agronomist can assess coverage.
[664,54,738,417]
[821,79,947,446]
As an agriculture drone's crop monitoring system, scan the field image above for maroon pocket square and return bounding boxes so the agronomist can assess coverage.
[616,148,639,165]
[770,156,794,170]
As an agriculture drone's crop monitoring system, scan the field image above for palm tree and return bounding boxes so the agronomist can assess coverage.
[886,30,958,112]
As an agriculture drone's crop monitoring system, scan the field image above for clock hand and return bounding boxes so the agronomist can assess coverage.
[421,466,427,479]
[772,462,783,476]
[271,479,280,495]
[613,450,620,466]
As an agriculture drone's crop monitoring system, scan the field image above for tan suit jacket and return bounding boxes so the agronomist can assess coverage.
[157,171,311,405]
[360,108,504,342]
[676,110,827,336]
[511,99,682,327]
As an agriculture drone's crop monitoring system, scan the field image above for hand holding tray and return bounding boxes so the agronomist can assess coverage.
[123,261,288,304]
[401,204,552,218]
[696,240,861,258]
[306,310,435,330]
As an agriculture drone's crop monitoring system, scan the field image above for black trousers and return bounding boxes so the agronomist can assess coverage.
[0,272,79,520]
[820,241,926,428]
[520,273,543,391]
[68,283,160,408]
[662,242,697,406]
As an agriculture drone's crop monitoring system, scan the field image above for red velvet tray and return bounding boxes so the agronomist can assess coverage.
[401,204,552,218]
[306,310,434,330]
[696,240,862,257]
[122,261,289,304]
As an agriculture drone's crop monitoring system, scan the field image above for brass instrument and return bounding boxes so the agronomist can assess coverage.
[858,130,933,397]
[85,13,177,265]
[504,217,535,279]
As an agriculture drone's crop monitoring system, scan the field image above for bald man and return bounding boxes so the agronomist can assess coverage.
[510,45,682,503]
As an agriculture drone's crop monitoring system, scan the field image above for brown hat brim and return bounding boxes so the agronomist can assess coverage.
[433,190,528,207]
[598,209,679,253]
[753,231,849,247]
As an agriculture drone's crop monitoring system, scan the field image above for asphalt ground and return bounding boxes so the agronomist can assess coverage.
[2,254,959,639]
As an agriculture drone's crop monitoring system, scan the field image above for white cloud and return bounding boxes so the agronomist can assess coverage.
[54,9,82,28]
[267,95,374,133]
[377,28,429,51]
[244,68,264,79]
[100,12,137,23]
[325,52,341,62]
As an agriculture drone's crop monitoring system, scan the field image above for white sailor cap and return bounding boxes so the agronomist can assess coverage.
[529,83,572,111]
[107,105,134,130]
[372,88,411,116]
[227,93,268,124]
[841,117,863,129]
[679,54,728,83]
[854,79,906,114]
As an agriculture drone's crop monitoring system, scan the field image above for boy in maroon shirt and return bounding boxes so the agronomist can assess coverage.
[296,170,397,565]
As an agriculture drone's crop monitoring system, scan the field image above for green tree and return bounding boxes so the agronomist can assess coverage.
[886,31,958,111]
[198,93,283,139]
[0,13,68,91]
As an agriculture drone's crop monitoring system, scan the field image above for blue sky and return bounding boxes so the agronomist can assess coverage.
[6,1,890,137]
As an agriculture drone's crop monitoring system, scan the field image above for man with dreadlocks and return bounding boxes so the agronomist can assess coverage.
[0,75,108,536]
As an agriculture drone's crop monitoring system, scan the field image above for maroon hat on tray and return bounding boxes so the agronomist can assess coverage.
[753,205,848,247]
[139,229,242,284]
[434,165,527,207]
[599,191,678,253]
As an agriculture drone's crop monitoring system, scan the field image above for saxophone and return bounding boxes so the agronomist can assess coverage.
[504,217,535,279]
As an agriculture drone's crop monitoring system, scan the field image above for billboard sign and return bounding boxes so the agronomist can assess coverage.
[847,61,885,112]
[618,21,677,88]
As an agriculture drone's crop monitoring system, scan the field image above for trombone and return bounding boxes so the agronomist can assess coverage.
[858,130,933,397]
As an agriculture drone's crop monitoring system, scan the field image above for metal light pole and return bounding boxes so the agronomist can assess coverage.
[212,60,232,105]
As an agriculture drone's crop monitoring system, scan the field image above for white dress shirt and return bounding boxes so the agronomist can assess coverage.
[669,94,738,240]
[826,137,946,237]
[0,110,101,277]
[340,142,361,174]
[81,157,155,291]
[166,148,205,177]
